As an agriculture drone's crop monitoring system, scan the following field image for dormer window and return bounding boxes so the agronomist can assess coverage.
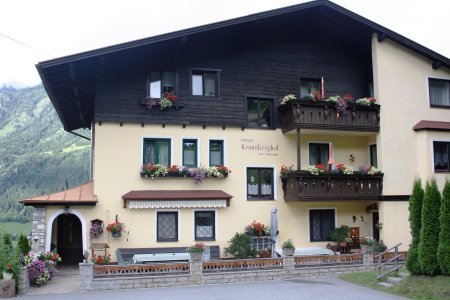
[149,71,175,99]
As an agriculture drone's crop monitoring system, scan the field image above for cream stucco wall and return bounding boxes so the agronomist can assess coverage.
[372,35,450,194]
[47,123,380,260]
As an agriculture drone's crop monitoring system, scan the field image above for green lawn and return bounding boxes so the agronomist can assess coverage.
[0,222,32,236]
[340,271,450,300]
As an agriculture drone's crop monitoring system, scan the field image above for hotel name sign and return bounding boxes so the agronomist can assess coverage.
[241,138,280,157]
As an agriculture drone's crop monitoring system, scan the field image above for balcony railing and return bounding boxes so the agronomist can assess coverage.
[281,172,383,201]
[279,101,380,133]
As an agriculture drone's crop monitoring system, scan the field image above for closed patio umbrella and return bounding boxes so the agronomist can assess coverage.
[270,207,278,258]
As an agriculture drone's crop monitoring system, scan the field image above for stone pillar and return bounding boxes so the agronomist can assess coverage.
[79,263,94,291]
[31,207,46,252]
[363,252,373,268]
[0,279,15,298]
[18,267,30,295]
[189,259,202,285]
[283,256,295,278]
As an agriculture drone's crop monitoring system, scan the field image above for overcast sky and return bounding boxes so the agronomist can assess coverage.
[1,0,449,88]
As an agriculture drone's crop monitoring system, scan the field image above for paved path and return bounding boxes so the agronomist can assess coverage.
[19,275,409,300]
[24,265,80,296]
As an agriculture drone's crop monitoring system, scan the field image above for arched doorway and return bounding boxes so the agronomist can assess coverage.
[53,213,83,265]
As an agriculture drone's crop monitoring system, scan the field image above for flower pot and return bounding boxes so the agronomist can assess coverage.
[338,241,347,248]
[3,272,13,280]
[282,248,295,256]
[111,231,121,237]
[189,252,203,261]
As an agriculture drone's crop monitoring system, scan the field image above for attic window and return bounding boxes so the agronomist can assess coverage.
[429,78,450,108]
[149,71,175,99]
[191,70,219,97]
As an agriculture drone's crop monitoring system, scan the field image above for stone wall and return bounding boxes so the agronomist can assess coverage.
[31,207,46,253]
[80,254,375,291]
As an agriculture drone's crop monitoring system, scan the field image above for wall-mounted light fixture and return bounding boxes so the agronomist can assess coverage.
[360,216,364,222]
[352,215,357,223]
[349,154,356,161]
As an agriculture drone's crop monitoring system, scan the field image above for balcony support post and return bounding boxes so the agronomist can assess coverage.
[296,128,301,170]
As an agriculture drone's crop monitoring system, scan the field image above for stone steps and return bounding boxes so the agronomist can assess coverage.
[377,273,409,288]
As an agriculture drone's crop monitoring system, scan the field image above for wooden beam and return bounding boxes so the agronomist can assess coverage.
[377,33,387,42]
[432,61,442,69]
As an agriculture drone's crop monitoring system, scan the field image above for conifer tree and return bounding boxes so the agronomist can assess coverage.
[418,179,441,275]
[406,179,424,274]
[438,180,450,274]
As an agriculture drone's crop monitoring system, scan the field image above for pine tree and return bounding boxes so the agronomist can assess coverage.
[406,179,424,274]
[418,179,441,275]
[438,180,450,274]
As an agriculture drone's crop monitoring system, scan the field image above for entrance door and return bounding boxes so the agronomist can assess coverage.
[372,211,380,241]
[56,214,83,265]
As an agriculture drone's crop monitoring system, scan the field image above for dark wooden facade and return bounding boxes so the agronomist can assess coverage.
[94,30,373,128]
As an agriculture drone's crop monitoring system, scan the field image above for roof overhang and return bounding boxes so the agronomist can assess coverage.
[19,182,97,206]
[413,120,450,131]
[36,0,450,132]
[122,190,232,208]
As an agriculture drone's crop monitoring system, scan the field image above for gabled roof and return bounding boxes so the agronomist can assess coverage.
[19,182,97,206]
[36,0,450,132]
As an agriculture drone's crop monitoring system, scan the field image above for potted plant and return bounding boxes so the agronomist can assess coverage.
[90,222,104,239]
[359,236,375,253]
[106,221,125,237]
[281,239,295,256]
[3,263,14,280]
[186,243,206,261]
[259,248,272,258]
[329,225,351,247]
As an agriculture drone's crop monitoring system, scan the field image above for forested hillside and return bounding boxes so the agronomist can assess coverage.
[0,85,90,222]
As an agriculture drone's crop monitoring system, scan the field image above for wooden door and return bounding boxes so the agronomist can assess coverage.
[57,214,83,265]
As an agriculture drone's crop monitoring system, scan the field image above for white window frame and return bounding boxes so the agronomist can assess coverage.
[244,164,277,201]
[307,207,337,242]
[207,138,226,166]
[155,210,180,242]
[192,209,218,241]
[431,139,450,172]
[141,135,174,165]
[181,137,200,167]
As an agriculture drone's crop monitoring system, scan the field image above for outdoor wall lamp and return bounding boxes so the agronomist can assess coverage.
[352,215,357,223]
[64,205,71,215]
[349,154,356,161]
[360,216,364,222]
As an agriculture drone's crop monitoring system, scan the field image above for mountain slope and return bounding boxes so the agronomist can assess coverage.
[0,85,90,222]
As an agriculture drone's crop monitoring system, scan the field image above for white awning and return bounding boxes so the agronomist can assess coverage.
[128,199,228,209]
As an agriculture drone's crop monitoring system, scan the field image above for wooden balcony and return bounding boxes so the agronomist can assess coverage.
[279,101,380,133]
[281,172,383,201]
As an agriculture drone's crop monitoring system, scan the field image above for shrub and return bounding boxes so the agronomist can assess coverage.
[438,180,450,274]
[224,233,257,259]
[17,234,31,256]
[418,179,441,275]
[373,240,387,253]
[406,179,424,275]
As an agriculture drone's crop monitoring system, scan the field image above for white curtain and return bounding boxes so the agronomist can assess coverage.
[430,80,450,106]
[158,141,169,165]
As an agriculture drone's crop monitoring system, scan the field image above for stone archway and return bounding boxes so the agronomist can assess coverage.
[46,209,87,265]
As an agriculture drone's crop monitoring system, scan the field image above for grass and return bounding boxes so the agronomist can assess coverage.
[62,143,90,153]
[0,222,32,236]
[340,271,450,300]
[0,121,15,137]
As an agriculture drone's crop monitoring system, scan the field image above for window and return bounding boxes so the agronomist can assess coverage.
[370,144,377,167]
[182,139,197,167]
[157,212,178,241]
[209,140,224,166]
[309,209,335,242]
[192,70,218,97]
[434,141,450,172]
[429,78,450,107]
[194,211,215,240]
[143,138,171,165]
[309,143,329,165]
[300,78,321,97]
[247,98,273,128]
[149,71,175,98]
[247,168,274,200]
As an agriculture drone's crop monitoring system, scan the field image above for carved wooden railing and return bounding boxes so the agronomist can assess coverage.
[93,263,190,277]
[203,258,283,273]
[281,172,383,201]
[279,100,380,133]
[294,254,363,267]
